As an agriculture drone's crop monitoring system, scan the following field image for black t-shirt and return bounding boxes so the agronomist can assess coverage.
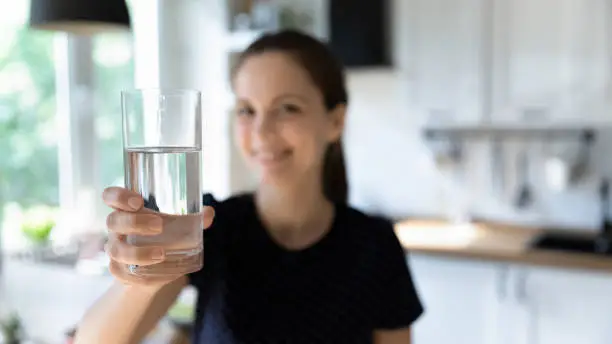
[188,194,424,344]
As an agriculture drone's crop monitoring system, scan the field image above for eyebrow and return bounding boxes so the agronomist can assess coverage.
[273,93,308,102]
[236,94,309,104]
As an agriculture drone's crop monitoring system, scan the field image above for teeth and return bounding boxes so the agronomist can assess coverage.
[260,153,277,160]
[258,151,286,161]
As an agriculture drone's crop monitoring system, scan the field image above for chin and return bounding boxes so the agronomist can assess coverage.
[257,169,290,185]
[245,151,302,186]
[253,166,296,187]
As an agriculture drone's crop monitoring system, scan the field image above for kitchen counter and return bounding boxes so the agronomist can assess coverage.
[394,220,612,273]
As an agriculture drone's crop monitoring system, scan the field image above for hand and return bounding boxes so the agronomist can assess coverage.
[102,187,215,288]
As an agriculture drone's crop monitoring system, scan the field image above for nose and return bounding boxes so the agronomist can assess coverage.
[252,113,276,141]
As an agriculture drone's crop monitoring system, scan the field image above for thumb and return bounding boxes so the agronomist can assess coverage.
[202,206,215,229]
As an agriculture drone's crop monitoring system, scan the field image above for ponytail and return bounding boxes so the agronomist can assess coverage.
[323,140,348,204]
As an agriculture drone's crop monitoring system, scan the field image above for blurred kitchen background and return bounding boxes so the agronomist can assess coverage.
[3,0,612,343]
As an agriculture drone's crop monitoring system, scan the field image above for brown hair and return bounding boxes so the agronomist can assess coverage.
[231,29,349,204]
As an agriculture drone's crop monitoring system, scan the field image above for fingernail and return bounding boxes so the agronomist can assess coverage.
[151,248,164,260]
[148,217,163,232]
[127,197,142,210]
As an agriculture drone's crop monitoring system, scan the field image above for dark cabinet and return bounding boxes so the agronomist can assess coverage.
[327,0,391,68]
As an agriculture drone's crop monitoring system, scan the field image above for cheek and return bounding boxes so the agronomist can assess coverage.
[234,121,251,153]
[280,120,328,162]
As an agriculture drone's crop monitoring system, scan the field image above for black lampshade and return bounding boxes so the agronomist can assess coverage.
[29,0,131,35]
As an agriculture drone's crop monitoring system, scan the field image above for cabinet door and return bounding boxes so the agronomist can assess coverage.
[522,267,612,344]
[492,0,611,121]
[409,254,505,344]
[406,0,489,122]
[497,266,532,344]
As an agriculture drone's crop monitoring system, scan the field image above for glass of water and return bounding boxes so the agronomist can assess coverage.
[121,88,203,277]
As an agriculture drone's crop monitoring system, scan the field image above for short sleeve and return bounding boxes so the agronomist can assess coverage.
[187,193,222,289]
[373,219,424,329]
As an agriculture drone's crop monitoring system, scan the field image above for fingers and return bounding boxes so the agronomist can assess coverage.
[105,236,165,266]
[203,206,215,229]
[108,260,184,287]
[102,187,144,212]
[105,235,183,287]
[107,211,163,236]
[102,189,213,286]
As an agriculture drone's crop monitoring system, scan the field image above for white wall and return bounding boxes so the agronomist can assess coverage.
[157,0,235,199]
[344,70,444,218]
[344,67,606,229]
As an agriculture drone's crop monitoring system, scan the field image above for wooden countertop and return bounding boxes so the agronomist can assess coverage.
[394,220,612,273]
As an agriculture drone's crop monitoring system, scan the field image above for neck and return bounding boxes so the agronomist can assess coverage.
[255,174,334,248]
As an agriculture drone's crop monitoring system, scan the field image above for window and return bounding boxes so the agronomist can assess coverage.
[0,1,59,250]
[94,34,134,190]
[93,0,159,221]
[1,0,160,251]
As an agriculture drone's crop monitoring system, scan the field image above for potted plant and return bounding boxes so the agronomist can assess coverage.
[0,313,23,344]
[20,206,57,246]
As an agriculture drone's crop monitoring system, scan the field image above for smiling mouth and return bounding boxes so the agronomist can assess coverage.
[253,150,292,166]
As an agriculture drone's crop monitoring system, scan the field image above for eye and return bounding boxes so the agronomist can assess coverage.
[236,106,255,117]
[280,103,301,114]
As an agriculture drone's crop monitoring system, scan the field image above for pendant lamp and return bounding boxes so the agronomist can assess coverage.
[29,0,131,35]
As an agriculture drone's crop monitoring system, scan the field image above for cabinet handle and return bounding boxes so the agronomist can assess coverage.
[515,269,528,303]
[496,266,509,301]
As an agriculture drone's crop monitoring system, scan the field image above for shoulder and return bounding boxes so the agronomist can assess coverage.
[339,205,397,239]
[203,192,254,214]
[201,192,256,236]
[202,192,252,207]
[336,205,404,255]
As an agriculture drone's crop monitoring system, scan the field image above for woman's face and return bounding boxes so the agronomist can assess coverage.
[232,52,345,188]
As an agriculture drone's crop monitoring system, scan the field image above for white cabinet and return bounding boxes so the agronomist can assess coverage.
[492,0,612,121]
[520,266,612,344]
[406,0,612,123]
[409,254,505,344]
[409,254,612,344]
[406,0,490,123]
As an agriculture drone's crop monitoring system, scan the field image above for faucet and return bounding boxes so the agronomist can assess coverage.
[595,178,612,253]
[599,178,612,232]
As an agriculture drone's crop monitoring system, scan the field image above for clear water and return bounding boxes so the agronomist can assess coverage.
[124,147,203,276]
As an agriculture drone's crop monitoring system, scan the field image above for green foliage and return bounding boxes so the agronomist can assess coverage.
[21,221,53,244]
[20,205,57,244]
[0,26,58,209]
[0,14,133,221]
[0,312,23,344]
[168,301,195,323]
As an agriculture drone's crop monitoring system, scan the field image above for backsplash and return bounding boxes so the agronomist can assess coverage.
[344,70,611,231]
[342,0,612,230]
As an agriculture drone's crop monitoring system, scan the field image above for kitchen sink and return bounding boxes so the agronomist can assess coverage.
[529,230,612,256]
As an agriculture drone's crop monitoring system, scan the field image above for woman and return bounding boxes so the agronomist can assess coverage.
[75,30,423,344]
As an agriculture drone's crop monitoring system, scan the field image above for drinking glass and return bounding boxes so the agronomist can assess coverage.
[121,88,203,276]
